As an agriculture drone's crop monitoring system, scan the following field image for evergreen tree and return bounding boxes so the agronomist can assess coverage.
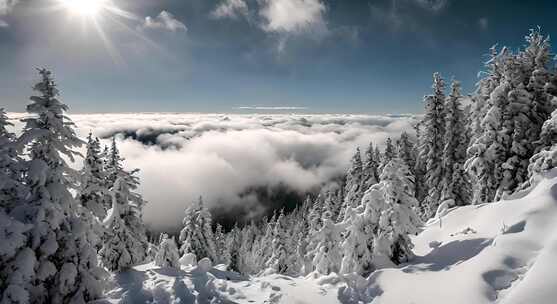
[267,210,290,274]
[100,139,149,271]
[396,132,416,175]
[214,223,230,265]
[309,207,343,275]
[339,204,374,276]
[0,109,33,304]
[382,138,395,168]
[373,159,422,266]
[418,73,446,217]
[10,69,105,303]
[179,197,217,262]
[342,148,364,217]
[155,234,180,268]
[0,108,26,210]
[441,80,471,206]
[362,141,380,193]
[79,133,109,219]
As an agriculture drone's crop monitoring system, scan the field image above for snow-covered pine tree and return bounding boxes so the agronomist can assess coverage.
[155,234,180,268]
[467,29,556,202]
[413,121,427,204]
[0,108,34,304]
[179,197,217,262]
[11,69,105,303]
[214,223,230,265]
[362,141,380,193]
[396,132,416,175]
[267,210,291,274]
[523,109,557,187]
[440,80,471,206]
[225,224,242,272]
[382,138,395,169]
[339,204,374,276]
[302,196,322,274]
[0,108,26,210]
[373,158,422,267]
[238,223,258,274]
[310,207,343,275]
[497,29,555,196]
[465,47,512,204]
[418,72,446,217]
[342,148,364,216]
[79,133,109,219]
[100,138,149,271]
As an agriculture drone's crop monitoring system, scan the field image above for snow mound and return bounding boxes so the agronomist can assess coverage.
[101,173,557,303]
[179,253,197,267]
[363,172,557,304]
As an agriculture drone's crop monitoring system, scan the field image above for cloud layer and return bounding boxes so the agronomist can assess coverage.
[9,113,417,232]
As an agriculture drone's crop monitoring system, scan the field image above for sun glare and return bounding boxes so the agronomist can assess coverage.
[59,0,107,17]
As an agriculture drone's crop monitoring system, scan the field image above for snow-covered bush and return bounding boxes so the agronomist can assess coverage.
[155,234,180,268]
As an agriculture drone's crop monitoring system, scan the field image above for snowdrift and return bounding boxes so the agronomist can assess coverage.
[100,171,557,304]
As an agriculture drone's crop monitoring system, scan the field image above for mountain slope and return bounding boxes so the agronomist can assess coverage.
[100,170,557,304]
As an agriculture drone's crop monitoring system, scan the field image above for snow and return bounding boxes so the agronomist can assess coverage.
[99,171,557,303]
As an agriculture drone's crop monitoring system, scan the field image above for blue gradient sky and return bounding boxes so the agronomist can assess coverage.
[0,0,556,113]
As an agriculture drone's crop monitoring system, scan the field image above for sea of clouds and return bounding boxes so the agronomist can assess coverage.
[8,113,418,231]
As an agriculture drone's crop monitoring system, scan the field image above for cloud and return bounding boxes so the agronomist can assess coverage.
[142,11,187,32]
[259,0,327,34]
[210,0,249,20]
[0,0,18,27]
[236,106,308,110]
[478,17,488,30]
[8,113,418,232]
[0,0,18,15]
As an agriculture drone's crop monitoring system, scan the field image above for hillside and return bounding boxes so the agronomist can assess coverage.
[98,170,557,304]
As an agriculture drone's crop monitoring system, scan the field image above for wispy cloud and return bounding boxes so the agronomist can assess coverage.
[259,0,327,34]
[141,11,187,32]
[236,106,309,110]
[0,0,18,27]
[210,0,249,20]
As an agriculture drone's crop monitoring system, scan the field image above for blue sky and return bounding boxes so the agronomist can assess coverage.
[0,0,556,113]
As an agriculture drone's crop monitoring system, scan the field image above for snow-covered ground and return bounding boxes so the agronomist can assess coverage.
[99,171,557,304]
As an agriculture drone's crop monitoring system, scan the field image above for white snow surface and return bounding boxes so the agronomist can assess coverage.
[100,171,557,303]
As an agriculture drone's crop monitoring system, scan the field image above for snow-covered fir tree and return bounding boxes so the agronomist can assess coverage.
[309,207,343,275]
[100,138,149,271]
[155,234,180,268]
[0,108,33,304]
[382,137,396,168]
[339,204,374,276]
[373,158,422,266]
[179,197,217,262]
[466,29,556,202]
[440,80,471,206]
[79,133,109,219]
[9,69,105,303]
[343,148,364,210]
[214,223,230,265]
[418,72,446,218]
[362,141,380,193]
[0,108,26,210]
[266,210,290,274]
[396,132,416,175]
[524,109,557,187]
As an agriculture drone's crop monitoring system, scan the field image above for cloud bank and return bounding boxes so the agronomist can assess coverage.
[9,113,418,232]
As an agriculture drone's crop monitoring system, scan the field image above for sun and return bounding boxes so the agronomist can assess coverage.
[59,0,108,17]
